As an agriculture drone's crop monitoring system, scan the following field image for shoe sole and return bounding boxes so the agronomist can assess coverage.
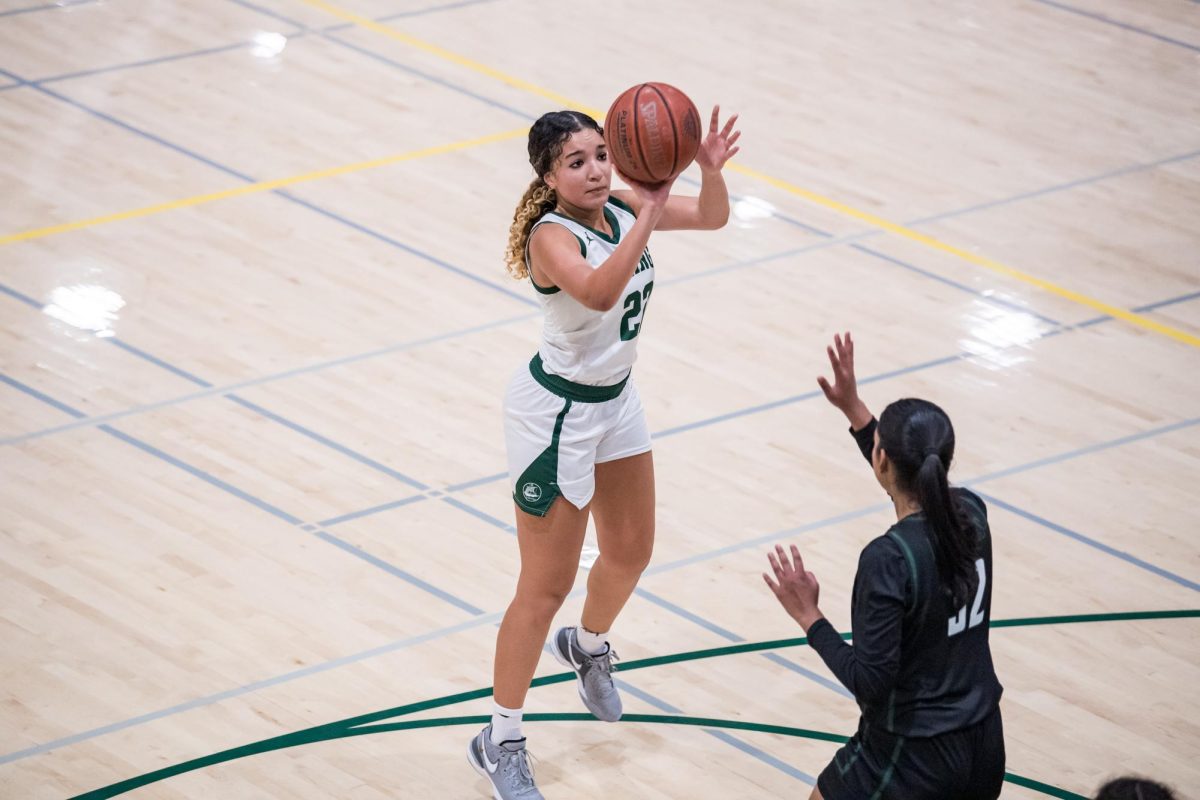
[550,629,621,722]
[466,737,503,800]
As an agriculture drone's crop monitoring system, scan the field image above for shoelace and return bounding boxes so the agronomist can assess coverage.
[587,647,620,675]
[502,747,537,787]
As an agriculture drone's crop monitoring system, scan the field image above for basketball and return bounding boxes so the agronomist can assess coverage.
[604,83,702,184]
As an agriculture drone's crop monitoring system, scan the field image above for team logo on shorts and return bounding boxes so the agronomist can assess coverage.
[521,482,543,502]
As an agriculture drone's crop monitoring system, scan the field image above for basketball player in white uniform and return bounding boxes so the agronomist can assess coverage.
[467,107,740,799]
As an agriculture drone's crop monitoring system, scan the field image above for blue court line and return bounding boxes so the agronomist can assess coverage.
[3,374,485,616]
[0,610,505,766]
[0,280,212,387]
[907,149,1200,227]
[319,494,427,527]
[645,503,892,578]
[272,188,533,306]
[32,39,298,87]
[0,281,40,307]
[0,310,538,447]
[1076,289,1200,330]
[0,69,537,310]
[108,340,212,387]
[1032,0,1200,53]
[1,373,87,419]
[635,587,853,699]
[97,424,304,525]
[224,394,429,491]
[0,1,493,89]
[973,492,1199,593]
[377,0,499,19]
[312,528,486,614]
[761,653,853,699]
[640,417,1200,581]
[651,354,963,440]
[444,472,508,493]
[321,31,534,119]
[615,679,818,785]
[440,496,517,532]
[0,0,97,17]
[965,416,1200,487]
[635,587,743,640]
[0,0,497,88]
[850,244,1062,327]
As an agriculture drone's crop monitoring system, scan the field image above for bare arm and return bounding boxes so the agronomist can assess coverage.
[529,180,672,312]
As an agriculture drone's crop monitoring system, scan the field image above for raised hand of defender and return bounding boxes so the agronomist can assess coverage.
[763,544,823,631]
[694,106,740,172]
[817,332,872,428]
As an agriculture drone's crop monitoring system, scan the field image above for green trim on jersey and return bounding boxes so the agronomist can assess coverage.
[606,194,637,217]
[530,275,560,294]
[530,353,628,402]
[513,397,573,517]
[887,530,920,617]
[558,204,622,245]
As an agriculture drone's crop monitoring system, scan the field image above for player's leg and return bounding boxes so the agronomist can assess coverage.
[548,450,652,723]
[470,498,588,800]
[494,498,590,710]
[584,450,655,630]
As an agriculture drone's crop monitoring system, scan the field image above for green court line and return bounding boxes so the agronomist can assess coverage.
[70,609,1198,799]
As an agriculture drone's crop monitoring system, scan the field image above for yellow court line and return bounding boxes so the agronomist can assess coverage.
[302,0,593,114]
[729,163,1200,349]
[0,126,528,247]
[299,0,1199,350]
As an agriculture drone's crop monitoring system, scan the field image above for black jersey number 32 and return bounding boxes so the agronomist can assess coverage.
[620,281,654,341]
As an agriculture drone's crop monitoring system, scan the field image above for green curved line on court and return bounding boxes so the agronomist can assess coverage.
[70,609,1198,799]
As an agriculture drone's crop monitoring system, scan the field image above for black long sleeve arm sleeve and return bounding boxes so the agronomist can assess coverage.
[851,418,877,463]
[806,540,908,707]
[804,417,906,707]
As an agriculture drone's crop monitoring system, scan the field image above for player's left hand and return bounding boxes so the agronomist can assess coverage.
[763,544,823,631]
[694,105,740,172]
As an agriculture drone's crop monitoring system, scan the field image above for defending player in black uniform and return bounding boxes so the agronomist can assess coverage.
[764,332,1005,800]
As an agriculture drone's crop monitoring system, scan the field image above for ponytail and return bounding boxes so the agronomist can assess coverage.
[504,110,602,281]
[878,399,978,607]
[504,179,556,279]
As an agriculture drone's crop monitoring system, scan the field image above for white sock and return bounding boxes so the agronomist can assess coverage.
[576,625,609,655]
[490,702,524,744]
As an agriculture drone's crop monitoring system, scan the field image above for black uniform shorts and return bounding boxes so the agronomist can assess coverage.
[818,706,1005,800]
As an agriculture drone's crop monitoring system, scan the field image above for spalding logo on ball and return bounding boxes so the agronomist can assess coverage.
[605,83,702,184]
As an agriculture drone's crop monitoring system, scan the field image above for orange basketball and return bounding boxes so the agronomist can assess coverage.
[604,83,702,184]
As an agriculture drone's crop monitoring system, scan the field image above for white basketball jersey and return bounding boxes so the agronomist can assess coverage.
[527,197,655,386]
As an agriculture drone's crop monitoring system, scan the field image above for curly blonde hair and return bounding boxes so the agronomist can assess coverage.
[504,110,603,279]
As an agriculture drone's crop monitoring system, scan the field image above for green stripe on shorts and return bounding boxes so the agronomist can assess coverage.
[513,398,573,516]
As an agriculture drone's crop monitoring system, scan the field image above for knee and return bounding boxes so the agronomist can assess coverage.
[600,534,654,575]
[513,579,573,621]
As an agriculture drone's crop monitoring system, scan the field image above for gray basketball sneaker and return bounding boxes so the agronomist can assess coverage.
[467,724,543,800]
[550,626,622,722]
